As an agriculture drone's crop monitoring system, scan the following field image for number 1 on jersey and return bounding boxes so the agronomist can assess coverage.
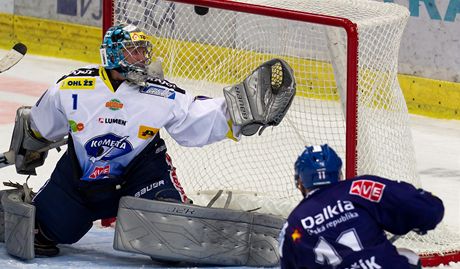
[72,94,78,110]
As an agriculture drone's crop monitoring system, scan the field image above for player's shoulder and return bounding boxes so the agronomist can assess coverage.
[145,77,186,94]
[52,65,100,90]
[286,206,303,228]
[137,77,186,99]
[343,175,398,203]
[286,192,322,223]
[56,65,100,83]
[346,175,395,187]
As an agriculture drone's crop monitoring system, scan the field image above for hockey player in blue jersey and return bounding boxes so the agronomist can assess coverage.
[279,144,444,269]
[4,24,295,258]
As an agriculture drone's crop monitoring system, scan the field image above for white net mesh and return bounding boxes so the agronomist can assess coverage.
[111,0,460,264]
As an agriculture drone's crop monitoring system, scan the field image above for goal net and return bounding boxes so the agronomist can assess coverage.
[105,0,460,265]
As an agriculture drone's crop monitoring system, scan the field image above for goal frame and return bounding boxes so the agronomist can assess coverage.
[101,0,359,179]
[101,0,460,266]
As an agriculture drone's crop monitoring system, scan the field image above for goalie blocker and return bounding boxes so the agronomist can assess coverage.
[8,106,65,175]
[224,58,296,136]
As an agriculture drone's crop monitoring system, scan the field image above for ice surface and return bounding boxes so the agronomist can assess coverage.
[0,51,458,268]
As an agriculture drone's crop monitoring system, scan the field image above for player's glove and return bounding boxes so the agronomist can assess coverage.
[223,58,296,136]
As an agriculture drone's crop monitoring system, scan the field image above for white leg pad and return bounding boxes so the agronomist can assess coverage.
[0,190,8,242]
[1,190,35,260]
[114,196,284,266]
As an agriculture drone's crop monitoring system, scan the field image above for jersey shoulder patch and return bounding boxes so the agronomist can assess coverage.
[349,178,386,202]
[140,78,186,99]
[57,67,99,90]
[56,67,100,83]
[145,77,186,94]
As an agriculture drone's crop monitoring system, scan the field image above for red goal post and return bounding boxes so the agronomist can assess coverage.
[101,0,460,266]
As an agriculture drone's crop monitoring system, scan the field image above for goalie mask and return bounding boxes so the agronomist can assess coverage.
[100,24,153,85]
[294,144,342,190]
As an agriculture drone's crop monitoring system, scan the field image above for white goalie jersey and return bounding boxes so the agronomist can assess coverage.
[30,65,235,181]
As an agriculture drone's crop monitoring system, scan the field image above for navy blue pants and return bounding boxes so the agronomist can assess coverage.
[33,138,188,244]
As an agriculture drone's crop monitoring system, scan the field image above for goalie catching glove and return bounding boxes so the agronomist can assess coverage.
[224,58,296,136]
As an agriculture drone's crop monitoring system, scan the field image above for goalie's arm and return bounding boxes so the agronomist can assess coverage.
[165,93,240,147]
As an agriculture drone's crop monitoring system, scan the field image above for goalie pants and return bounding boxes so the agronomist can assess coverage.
[32,137,188,244]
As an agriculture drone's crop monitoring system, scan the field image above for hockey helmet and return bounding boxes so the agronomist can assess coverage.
[100,24,153,84]
[294,144,343,190]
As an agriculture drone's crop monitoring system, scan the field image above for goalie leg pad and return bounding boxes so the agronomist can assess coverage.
[0,190,9,242]
[1,190,35,260]
[114,196,285,266]
[0,189,20,243]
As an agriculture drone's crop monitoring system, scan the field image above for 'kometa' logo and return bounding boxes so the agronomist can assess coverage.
[84,133,133,162]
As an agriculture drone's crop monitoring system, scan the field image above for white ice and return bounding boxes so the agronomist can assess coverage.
[0,51,459,268]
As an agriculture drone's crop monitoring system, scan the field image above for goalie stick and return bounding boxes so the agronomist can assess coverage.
[0,43,27,74]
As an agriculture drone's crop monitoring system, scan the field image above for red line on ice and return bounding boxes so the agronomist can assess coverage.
[0,76,50,124]
[0,76,49,96]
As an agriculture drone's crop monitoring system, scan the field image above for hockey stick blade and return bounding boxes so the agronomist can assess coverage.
[0,43,27,73]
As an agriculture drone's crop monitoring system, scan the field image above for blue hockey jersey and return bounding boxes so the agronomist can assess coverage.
[279,175,444,269]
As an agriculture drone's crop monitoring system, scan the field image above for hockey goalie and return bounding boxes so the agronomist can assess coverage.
[0,24,295,265]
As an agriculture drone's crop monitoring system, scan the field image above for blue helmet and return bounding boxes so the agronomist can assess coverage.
[294,144,343,189]
[100,24,153,83]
